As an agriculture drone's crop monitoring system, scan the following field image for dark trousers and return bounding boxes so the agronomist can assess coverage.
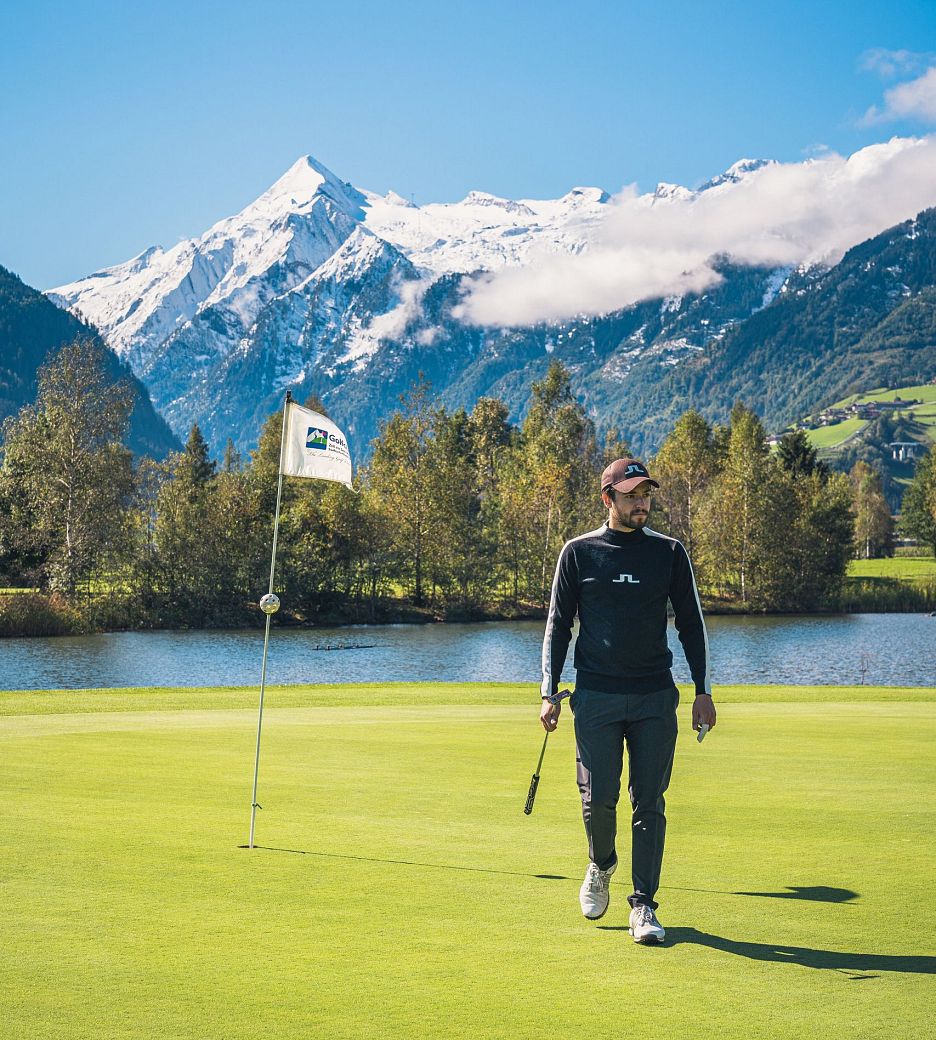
[571,685,679,910]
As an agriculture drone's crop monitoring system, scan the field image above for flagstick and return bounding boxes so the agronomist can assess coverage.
[248,389,292,850]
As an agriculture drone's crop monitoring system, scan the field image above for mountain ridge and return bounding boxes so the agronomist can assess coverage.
[0,265,180,458]
[44,154,936,459]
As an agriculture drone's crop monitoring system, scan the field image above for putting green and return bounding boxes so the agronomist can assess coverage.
[2,683,934,1039]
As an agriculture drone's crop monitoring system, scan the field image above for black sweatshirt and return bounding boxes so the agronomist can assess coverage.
[540,523,711,699]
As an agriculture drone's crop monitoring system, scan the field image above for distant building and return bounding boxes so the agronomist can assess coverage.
[889,441,920,462]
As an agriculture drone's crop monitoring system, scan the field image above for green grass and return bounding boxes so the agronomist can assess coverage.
[847,556,936,581]
[830,383,936,409]
[2,682,934,1040]
[800,382,936,452]
[821,382,936,446]
[806,417,868,449]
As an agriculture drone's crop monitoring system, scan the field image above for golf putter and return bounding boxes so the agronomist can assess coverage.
[524,689,571,815]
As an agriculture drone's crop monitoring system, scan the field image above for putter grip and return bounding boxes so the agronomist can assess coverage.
[524,773,540,815]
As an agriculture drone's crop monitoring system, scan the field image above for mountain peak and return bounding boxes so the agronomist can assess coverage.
[253,155,365,220]
[384,190,416,208]
[698,158,774,192]
[652,182,693,203]
[460,191,535,216]
[560,186,610,206]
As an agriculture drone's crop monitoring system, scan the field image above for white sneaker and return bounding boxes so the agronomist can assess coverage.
[628,904,665,943]
[579,862,615,919]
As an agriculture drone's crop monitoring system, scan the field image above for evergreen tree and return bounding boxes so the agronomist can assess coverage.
[777,429,827,480]
[149,444,219,621]
[177,424,216,490]
[756,468,854,611]
[221,438,242,473]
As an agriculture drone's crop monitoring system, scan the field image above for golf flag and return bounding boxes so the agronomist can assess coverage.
[247,391,355,850]
[282,402,353,488]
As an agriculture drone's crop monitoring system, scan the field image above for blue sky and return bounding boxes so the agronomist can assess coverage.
[2,0,935,288]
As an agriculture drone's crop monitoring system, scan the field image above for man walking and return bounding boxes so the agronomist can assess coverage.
[539,458,716,943]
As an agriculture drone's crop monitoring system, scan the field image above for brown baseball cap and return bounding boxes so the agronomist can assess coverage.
[601,458,660,493]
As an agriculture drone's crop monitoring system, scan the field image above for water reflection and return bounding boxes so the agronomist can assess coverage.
[0,614,932,691]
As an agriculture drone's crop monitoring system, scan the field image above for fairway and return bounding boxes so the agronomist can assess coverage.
[2,684,934,1040]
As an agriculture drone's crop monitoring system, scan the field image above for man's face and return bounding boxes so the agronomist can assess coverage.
[603,481,653,530]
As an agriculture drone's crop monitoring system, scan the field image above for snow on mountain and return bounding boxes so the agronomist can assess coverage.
[359,182,610,276]
[46,153,791,455]
[49,156,364,371]
[52,152,773,373]
[696,158,775,192]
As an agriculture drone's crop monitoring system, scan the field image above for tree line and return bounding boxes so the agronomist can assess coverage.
[1,339,933,634]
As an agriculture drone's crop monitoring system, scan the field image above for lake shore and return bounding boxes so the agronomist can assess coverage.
[3,577,936,640]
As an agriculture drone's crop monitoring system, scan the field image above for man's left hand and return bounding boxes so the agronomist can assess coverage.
[692,694,716,732]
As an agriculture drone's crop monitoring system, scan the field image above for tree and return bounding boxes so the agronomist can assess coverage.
[522,361,599,605]
[177,424,216,490]
[757,468,854,611]
[899,447,936,556]
[0,339,135,595]
[849,461,894,558]
[221,438,242,473]
[777,429,827,480]
[468,396,511,499]
[651,409,717,558]
[367,377,437,605]
[697,403,773,606]
[149,437,220,621]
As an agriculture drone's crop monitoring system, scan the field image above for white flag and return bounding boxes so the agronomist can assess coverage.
[281,402,353,488]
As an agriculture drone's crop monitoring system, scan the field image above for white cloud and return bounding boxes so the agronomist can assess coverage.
[415,327,440,346]
[365,277,431,341]
[862,67,936,125]
[860,48,935,79]
[455,136,936,328]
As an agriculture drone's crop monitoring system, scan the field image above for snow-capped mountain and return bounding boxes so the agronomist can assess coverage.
[50,152,934,459]
[48,154,791,455]
[51,158,366,373]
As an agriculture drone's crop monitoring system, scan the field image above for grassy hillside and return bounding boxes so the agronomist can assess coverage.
[806,383,936,452]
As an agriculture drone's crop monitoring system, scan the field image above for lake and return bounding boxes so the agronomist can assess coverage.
[1,613,933,691]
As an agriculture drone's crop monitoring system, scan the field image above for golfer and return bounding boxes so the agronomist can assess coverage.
[539,458,716,943]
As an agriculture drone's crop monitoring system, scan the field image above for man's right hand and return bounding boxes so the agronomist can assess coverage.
[540,699,561,732]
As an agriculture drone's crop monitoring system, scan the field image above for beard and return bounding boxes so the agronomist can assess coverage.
[615,508,649,530]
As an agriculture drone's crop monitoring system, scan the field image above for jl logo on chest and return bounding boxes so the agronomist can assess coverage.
[612,574,640,584]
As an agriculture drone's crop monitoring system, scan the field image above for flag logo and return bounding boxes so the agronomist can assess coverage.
[306,426,329,451]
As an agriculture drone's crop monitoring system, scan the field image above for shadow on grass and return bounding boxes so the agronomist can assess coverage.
[661,884,859,904]
[732,885,859,902]
[237,845,569,880]
[597,926,935,977]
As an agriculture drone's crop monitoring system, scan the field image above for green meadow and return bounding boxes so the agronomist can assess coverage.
[2,683,934,1040]
[847,556,936,581]
[805,381,936,451]
[807,416,868,449]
